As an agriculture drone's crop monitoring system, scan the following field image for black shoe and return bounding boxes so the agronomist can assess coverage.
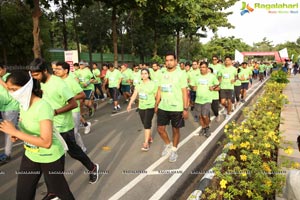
[199,128,205,136]
[136,108,139,112]
[0,154,10,164]
[204,127,211,137]
[89,164,100,184]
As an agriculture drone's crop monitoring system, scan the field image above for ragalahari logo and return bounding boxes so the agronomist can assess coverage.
[240,2,254,15]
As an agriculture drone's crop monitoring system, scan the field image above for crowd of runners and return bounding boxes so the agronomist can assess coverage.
[0,53,278,199]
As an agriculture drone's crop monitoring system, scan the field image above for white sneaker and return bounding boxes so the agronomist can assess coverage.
[161,143,172,157]
[84,122,91,134]
[169,150,178,163]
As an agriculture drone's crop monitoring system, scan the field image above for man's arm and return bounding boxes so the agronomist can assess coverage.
[54,97,77,116]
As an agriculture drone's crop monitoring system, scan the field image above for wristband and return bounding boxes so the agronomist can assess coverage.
[184,108,188,111]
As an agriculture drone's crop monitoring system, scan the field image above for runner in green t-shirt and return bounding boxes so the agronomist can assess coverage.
[120,64,133,103]
[92,63,104,100]
[104,63,122,113]
[150,62,162,85]
[77,62,95,117]
[258,63,265,81]
[30,59,99,185]
[53,61,89,153]
[1,70,74,199]
[218,56,237,118]
[240,62,252,102]
[155,52,188,163]
[0,83,19,164]
[209,55,224,78]
[127,68,158,152]
[208,67,221,122]
[188,61,201,121]
[232,66,242,109]
[192,62,219,137]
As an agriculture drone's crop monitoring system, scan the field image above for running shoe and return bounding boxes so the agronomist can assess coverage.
[161,143,172,157]
[204,127,211,137]
[169,150,178,163]
[89,107,95,117]
[89,164,100,184]
[141,143,150,152]
[148,137,153,144]
[84,122,91,134]
[0,154,10,164]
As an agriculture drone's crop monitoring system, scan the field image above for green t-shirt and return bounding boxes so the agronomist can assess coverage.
[19,99,65,163]
[209,64,224,78]
[136,80,158,109]
[158,69,188,112]
[240,67,252,83]
[77,68,94,90]
[63,75,83,113]
[105,69,122,88]
[2,72,10,82]
[188,69,201,87]
[259,65,265,73]
[192,73,219,104]
[41,75,74,133]
[0,85,19,111]
[121,68,133,85]
[218,66,237,90]
[150,70,162,85]
[132,70,141,86]
[92,68,101,84]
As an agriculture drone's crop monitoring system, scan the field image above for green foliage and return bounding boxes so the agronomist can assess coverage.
[270,70,289,83]
[151,55,163,64]
[203,82,290,199]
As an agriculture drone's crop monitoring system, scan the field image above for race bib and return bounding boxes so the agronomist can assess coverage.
[24,142,39,153]
[109,77,115,81]
[223,74,230,79]
[161,84,172,92]
[198,79,208,85]
[139,93,148,100]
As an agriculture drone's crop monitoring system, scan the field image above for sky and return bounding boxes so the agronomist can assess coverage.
[201,0,300,46]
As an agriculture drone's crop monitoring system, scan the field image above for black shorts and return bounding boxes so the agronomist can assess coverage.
[241,83,249,90]
[220,89,233,99]
[83,90,93,100]
[189,90,196,102]
[139,108,155,129]
[121,85,131,93]
[109,87,119,101]
[157,109,184,128]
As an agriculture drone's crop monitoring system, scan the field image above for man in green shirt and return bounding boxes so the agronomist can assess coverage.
[29,58,99,184]
[77,61,95,117]
[92,63,104,100]
[120,64,133,103]
[192,61,219,137]
[155,52,188,163]
[188,60,200,121]
[240,62,252,103]
[104,63,122,113]
[218,56,237,119]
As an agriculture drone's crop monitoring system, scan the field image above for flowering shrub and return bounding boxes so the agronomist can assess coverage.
[202,82,289,200]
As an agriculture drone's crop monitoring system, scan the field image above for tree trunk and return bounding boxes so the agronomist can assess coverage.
[32,0,42,59]
[71,5,80,61]
[112,6,118,67]
[61,0,68,50]
[176,29,180,60]
[153,27,158,57]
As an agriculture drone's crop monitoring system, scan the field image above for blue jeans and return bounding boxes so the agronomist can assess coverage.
[1,110,19,156]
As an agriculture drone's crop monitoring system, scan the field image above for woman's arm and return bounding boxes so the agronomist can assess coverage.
[0,119,52,148]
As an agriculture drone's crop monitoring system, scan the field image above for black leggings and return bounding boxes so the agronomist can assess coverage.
[94,83,104,99]
[16,154,74,200]
[232,85,241,103]
[139,108,155,129]
[61,129,95,171]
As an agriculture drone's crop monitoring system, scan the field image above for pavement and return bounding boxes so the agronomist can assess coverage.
[0,79,266,200]
[277,73,300,200]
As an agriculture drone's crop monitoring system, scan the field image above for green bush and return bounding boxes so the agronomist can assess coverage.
[270,70,289,83]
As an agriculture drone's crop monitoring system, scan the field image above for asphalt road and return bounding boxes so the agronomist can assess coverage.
[0,78,266,200]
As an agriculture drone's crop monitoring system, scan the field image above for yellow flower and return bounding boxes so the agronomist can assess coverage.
[284,147,294,155]
[263,151,271,157]
[268,131,275,138]
[220,179,227,189]
[249,135,254,139]
[241,172,247,177]
[243,128,250,133]
[265,179,272,187]
[263,163,271,173]
[292,162,300,168]
[240,154,247,161]
[253,150,260,155]
[229,144,236,150]
[266,111,273,116]
[264,143,271,148]
[247,190,253,198]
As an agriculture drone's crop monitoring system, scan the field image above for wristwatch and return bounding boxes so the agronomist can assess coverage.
[184,107,189,111]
